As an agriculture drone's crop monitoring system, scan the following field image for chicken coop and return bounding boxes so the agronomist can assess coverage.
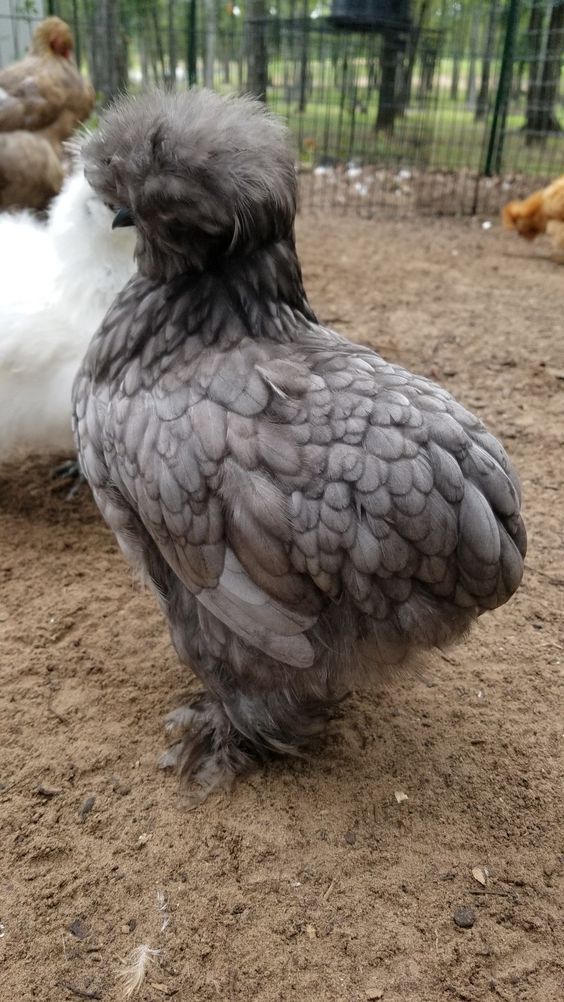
[1,0,563,216]
[329,0,412,31]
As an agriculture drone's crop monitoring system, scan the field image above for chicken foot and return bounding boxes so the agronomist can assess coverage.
[160,679,339,800]
[50,457,85,498]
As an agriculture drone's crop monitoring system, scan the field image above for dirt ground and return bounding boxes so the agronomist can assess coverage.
[1,214,563,1002]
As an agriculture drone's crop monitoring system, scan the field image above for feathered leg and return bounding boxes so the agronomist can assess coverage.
[161,692,255,794]
[162,680,338,797]
[162,586,339,797]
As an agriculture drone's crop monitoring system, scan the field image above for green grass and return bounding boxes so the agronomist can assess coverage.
[259,52,564,177]
[269,85,563,178]
[96,52,563,180]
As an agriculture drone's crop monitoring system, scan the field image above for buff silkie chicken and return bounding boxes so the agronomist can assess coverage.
[0,169,136,466]
[502,175,564,259]
[74,90,526,796]
[0,131,64,211]
[0,17,95,210]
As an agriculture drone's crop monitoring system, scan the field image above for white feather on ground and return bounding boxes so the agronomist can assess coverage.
[116,944,160,999]
[0,169,136,462]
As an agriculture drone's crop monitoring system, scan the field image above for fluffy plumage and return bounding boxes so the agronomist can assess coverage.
[82,89,297,281]
[0,17,95,210]
[0,130,64,210]
[0,17,94,142]
[502,175,564,257]
[75,90,526,794]
[0,168,136,462]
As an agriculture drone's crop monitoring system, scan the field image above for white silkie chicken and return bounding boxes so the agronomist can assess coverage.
[0,168,136,471]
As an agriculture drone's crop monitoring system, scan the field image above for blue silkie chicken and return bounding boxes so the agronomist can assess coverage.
[73,89,526,797]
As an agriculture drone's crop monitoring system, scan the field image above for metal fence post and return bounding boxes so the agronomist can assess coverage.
[484,0,521,177]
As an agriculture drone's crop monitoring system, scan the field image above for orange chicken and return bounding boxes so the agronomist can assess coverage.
[502,175,564,256]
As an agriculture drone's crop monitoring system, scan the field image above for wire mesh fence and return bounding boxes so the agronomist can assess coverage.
[0,0,562,216]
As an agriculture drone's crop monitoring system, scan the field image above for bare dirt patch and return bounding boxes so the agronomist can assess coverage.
[1,214,562,1002]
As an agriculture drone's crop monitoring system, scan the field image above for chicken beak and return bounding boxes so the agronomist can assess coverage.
[112,206,134,229]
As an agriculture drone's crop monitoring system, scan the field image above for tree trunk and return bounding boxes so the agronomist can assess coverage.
[186,0,197,86]
[245,0,268,101]
[475,0,497,120]
[418,40,437,97]
[450,52,461,101]
[398,0,430,113]
[223,21,231,86]
[526,0,564,138]
[202,0,216,89]
[86,0,128,104]
[140,32,150,87]
[71,0,82,71]
[511,59,523,100]
[336,56,349,153]
[375,30,402,132]
[167,0,177,88]
[524,0,546,137]
[466,2,481,107]
[150,4,167,87]
[298,0,309,113]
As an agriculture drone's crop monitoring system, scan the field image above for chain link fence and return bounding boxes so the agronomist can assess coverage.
[1,0,562,216]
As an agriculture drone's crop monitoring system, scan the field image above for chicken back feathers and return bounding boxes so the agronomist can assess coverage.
[74,90,526,789]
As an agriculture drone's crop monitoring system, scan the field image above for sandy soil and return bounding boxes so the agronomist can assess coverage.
[1,214,562,1002]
